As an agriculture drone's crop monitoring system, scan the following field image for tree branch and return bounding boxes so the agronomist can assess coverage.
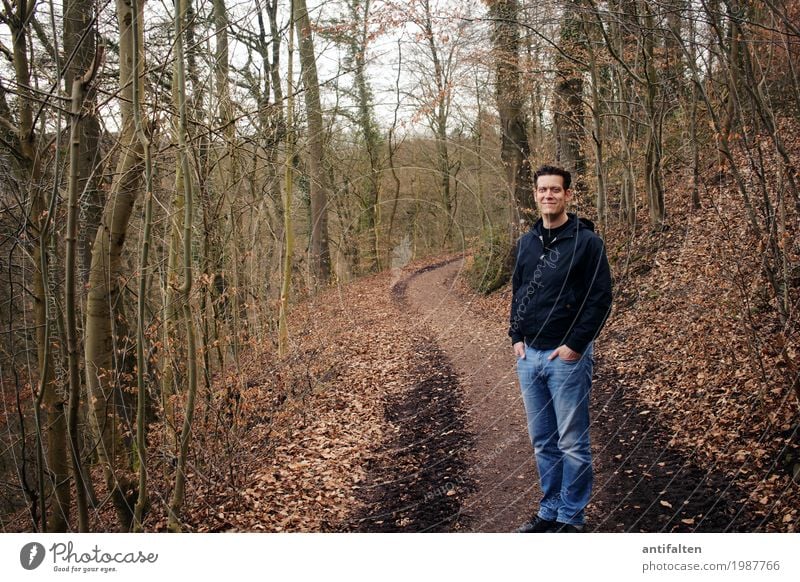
[0,113,17,134]
[31,14,57,64]
[0,39,13,62]
[0,134,25,162]
[582,0,646,86]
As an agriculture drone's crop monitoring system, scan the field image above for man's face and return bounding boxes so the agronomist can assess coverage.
[535,174,572,219]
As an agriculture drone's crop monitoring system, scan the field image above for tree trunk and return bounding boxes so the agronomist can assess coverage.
[642,1,665,228]
[64,0,104,287]
[161,71,184,468]
[582,11,608,233]
[167,0,199,530]
[279,0,296,357]
[664,0,685,99]
[385,39,404,265]
[84,0,146,532]
[294,0,331,288]
[474,71,487,233]
[688,15,701,210]
[211,0,246,369]
[490,0,534,229]
[350,0,381,273]
[252,0,284,299]
[65,45,103,535]
[7,0,68,533]
[554,1,587,189]
[132,34,153,530]
[609,0,638,226]
[422,0,454,245]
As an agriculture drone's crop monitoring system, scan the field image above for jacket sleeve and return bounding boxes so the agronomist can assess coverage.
[508,238,525,345]
[565,235,612,354]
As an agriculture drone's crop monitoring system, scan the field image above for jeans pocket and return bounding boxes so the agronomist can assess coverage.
[558,355,581,365]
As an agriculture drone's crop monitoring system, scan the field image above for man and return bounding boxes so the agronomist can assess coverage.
[509,164,612,533]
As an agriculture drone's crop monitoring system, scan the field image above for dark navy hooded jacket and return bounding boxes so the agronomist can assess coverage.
[508,212,613,354]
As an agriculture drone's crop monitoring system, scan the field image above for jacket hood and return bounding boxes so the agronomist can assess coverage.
[531,212,595,235]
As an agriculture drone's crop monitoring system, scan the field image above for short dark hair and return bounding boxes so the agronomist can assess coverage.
[533,165,571,191]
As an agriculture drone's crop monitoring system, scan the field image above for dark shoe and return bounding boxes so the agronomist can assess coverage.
[554,522,585,533]
[516,515,557,533]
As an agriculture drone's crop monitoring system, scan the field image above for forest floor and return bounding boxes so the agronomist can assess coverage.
[4,239,790,533]
[132,246,788,533]
[341,255,762,532]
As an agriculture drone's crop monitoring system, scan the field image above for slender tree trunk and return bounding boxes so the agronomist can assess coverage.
[162,0,201,457]
[474,71,487,233]
[64,0,103,287]
[386,39,403,264]
[132,0,153,528]
[664,0,685,99]
[266,0,287,265]
[168,0,199,530]
[642,2,665,228]
[279,0,296,357]
[7,0,68,532]
[182,0,214,394]
[610,0,637,226]
[722,1,741,139]
[65,46,102,534]
[350,0,381,273]
[688,17,701,210]
[251,0,284,311]
[422,0,454,245]
[63,0,102,533]
[583,12,608,233]
[435,106,452,246]
[554,0,587,189]
[84,0,146,532]
[161,81,184,468]
[294,0,331,288]
[211,0,245,370]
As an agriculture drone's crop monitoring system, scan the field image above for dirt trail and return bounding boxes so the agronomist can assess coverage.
[400,257,537,532]
[391,256,758,533]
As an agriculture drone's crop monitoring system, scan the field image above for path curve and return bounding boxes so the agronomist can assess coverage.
[397,256,756,532]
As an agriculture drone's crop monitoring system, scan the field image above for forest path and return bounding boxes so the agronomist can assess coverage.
[373,255,756,532]
[399,256,536,532]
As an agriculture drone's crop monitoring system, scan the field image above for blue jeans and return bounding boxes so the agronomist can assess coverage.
[516,343,593,525]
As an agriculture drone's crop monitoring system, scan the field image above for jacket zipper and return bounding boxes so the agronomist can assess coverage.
[532,233,563,341]
[533,234,558,335]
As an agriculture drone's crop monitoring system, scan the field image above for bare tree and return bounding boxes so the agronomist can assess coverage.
[489,0,534,229]
[64,41,102,535]
[295,0,332,288]
[65,0,104,285]
[84,0,146,531]
[553,0,587,189]
[279,0,296,356]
